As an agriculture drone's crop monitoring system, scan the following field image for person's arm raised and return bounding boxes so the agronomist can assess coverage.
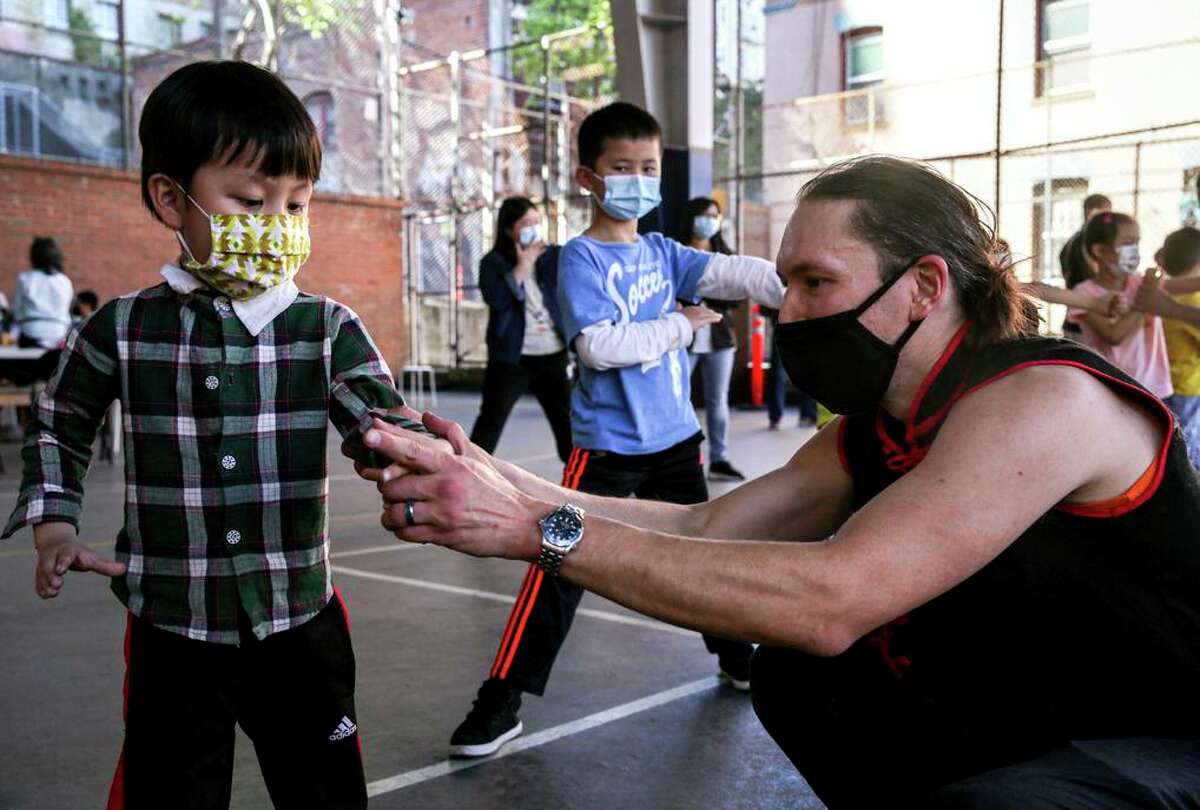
[366,363,1155,654]
[370,410,851,542]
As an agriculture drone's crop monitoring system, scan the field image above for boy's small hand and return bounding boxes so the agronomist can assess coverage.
[33,524,126,599]
[681,305,722,332]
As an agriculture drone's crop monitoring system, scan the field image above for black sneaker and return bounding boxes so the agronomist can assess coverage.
[718,653,753,692]
[708,460,746,481]
[448,679,524,758]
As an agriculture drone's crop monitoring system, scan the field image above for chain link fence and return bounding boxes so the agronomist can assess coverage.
[723,29,1200,336]
[1,0,391,194]
[400,24,615,369]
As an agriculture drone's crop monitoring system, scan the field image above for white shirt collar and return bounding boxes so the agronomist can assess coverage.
[160,264,299,337]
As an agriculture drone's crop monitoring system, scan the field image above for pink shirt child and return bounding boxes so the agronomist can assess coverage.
[1067,273,1174,400]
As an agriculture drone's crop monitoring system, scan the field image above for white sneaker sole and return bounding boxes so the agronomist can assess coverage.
[719,671,751,692]
[448,721,524,758]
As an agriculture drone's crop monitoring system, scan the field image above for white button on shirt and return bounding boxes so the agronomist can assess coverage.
[221,455,236,470]
[225,529,241,545]
[204,375,220,390]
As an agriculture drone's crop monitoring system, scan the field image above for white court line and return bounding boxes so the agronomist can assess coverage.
[330,543,425,560]
[366,676,720,797]
[331,565,696,637]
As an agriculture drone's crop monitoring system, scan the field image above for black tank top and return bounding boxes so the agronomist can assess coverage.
[838,324,1200,743]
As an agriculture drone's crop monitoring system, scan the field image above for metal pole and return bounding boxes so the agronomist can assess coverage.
[729,0,739,250]
[214,0,225,58]
[449,52,462,368]
[993,0,1005,227]
[1133,141,1142,217]
[541,34,552,221]
[117,0,130,169]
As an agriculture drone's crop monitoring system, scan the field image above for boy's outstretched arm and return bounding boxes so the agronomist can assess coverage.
[2,302,125,596]
[693,253,784,309]
[326,303,453,464]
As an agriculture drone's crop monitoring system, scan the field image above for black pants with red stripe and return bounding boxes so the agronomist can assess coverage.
[488,433,754,696]
[108,596,366,810]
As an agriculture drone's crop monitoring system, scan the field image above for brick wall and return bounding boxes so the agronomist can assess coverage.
[0,155,409,367]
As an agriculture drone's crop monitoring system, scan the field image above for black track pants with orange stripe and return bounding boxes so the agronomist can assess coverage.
[487,434,753,696]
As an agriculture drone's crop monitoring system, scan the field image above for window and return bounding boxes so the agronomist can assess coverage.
[200,20,213,38]
[1038,0,1090,95]
[842,27,884,126]
[94,0,119,38]
[157,13,183,48]
[304,91,335,146]
[1031,178,1088,280]
[1182,166,1200,228]
[45,0,70,29]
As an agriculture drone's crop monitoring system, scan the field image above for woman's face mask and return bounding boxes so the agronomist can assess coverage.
[693,215,721,240]
[517,224,541,247]
[175,184,311,301]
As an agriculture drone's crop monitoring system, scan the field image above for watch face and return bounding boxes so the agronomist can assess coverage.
[544,509,583,549]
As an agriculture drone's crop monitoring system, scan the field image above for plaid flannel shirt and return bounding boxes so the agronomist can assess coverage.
[4,281,420,644]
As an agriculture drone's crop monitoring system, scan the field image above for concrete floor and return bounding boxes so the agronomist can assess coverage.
[0,392,824,809]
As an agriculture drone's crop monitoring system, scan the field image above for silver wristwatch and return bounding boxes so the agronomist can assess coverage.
[536,503,586,575]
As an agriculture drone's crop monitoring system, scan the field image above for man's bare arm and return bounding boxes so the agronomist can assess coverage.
[506,366,1159,653]
[396,411,852,542]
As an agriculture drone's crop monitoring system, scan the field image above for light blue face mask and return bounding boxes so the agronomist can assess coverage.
[693,215,721,240]
[518,225,541,247]
[591,172,662,221]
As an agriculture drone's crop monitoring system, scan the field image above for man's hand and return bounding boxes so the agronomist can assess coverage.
[681,305,722,333]
[343,404,455,482]
[362,421,546,560]
[33,522,126,599]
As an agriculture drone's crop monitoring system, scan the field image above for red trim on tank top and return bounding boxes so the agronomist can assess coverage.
[956,359,1175,518]
[874,325,1174,516]
[836,417,850,475]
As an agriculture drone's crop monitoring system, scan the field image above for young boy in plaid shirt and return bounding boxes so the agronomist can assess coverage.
[3,61,431,809]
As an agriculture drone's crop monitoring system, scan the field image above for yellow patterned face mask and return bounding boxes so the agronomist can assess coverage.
[175,187,311,301]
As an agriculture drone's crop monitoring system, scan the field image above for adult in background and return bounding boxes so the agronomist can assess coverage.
[358,156,1200,808]
[469,197,573,464]
[12,237,73,350]
[680,196,746,480]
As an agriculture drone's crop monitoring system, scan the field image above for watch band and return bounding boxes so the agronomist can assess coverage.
[535,544,568,576]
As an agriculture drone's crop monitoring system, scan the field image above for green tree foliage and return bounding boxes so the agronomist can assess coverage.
[68,8,103,65]
[511,0,614,100]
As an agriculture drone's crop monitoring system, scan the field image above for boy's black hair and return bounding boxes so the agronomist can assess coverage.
[30,236,63,272]
[76,289,100,309]
[577,101,662,169]
[139,61,321,220]
[1161,227,1200,277]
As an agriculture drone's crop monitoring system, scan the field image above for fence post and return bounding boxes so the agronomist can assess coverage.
[993,0,1005,229]
[117,0,130,169]
[541,34,553,222]
[1133,141,1143,218]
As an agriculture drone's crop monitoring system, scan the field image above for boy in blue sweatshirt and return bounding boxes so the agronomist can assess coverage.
[449,102,784,757]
